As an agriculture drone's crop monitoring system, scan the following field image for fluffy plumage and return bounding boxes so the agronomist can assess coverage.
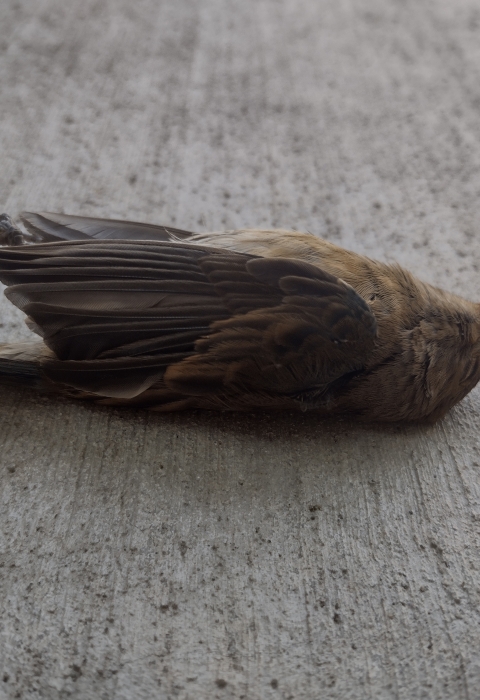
[0,211,478,422]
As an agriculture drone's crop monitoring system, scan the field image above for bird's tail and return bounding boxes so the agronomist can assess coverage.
[0,211,194,245]
[0,342,46,387]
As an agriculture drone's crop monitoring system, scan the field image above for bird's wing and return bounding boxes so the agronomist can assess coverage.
[21,212,193,243]
[0,240,376,408]
[164,257,377,409]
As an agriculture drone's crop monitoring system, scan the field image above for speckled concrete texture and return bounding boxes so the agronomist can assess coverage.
[1,1,480,698]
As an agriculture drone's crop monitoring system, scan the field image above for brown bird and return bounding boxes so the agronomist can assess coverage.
[0,211,479,423]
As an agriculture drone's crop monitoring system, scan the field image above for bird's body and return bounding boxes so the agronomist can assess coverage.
[0,211,479,423]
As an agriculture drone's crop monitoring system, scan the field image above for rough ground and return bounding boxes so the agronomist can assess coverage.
[1,1,480,698]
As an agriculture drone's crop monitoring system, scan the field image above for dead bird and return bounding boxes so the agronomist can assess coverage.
[0,211,478,423]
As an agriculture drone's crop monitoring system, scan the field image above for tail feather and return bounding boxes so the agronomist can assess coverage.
[0,212,195,246]
[0,342,49,386]
[20,212,194,243]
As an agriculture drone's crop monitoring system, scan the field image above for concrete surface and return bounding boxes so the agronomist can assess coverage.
[1,1,480,698]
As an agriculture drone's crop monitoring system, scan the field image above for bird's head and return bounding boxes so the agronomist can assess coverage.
[404,296,480,422]
[344,262,480,422]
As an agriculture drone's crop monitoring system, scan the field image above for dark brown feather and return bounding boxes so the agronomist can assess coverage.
[0,239,377,407]
[21,212,193,243]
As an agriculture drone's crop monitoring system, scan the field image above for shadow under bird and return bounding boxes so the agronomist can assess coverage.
[0,211,479,423]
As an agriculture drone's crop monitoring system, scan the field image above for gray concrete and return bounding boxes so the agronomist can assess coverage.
[1,0,480,698]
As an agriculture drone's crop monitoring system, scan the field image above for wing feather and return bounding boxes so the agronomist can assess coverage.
[0,239,377,408]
